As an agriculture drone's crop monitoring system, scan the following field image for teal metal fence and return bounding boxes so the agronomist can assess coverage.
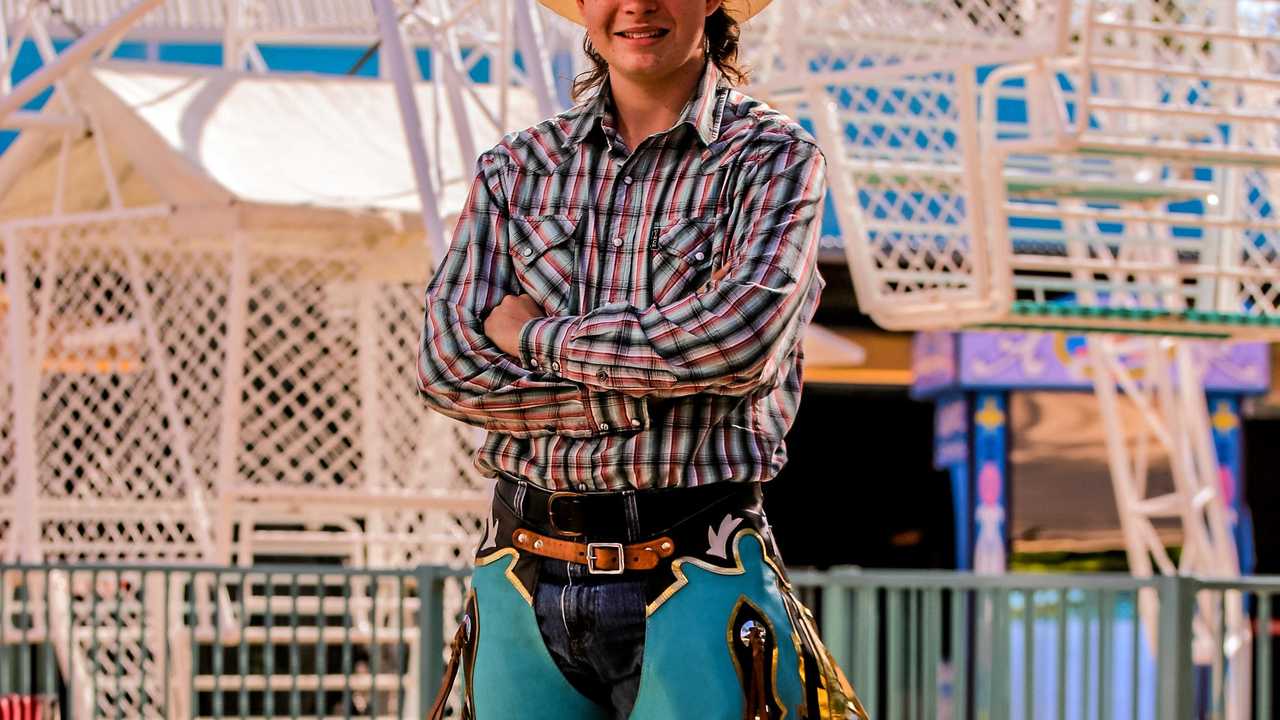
[790,569,1279,720]
[0,563,469,719]
[0,563,1275,719]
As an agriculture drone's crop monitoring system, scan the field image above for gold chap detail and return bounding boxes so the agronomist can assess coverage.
[777,585,870,720]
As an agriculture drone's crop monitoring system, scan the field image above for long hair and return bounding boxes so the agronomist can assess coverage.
[570,7,748,101]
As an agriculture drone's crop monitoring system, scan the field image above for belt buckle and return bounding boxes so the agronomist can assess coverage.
[586,542,625,575]
[546,491,583,538]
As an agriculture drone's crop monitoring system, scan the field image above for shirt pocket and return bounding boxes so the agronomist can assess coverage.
[647,216,716,305]
[509,213,579,314]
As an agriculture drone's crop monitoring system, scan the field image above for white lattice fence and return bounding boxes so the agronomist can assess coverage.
[238,251,363,491]
[1,213,483,565]
[811,69,1000,329]
[5,218,218,562]
[1,242,14,561]
[741,0,1068,92]
[1072,0,1280,161]
[144,246,231,499]
[369,282,487,567]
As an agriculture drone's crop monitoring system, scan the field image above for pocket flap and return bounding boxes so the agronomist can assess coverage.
[510,214,578,264]
[651,216,715,269]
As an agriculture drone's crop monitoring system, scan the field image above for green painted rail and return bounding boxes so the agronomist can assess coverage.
[0,563,469,719]
[0,564,1275,719]
[791,569,1280,720]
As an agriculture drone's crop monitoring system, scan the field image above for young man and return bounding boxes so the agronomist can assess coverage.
[418,0,865,717]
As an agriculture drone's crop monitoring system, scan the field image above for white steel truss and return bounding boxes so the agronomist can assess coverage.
[1089,338,1251,717]
[0,2,561,715]
[782,3,1276,718]
[0,1,1274,716]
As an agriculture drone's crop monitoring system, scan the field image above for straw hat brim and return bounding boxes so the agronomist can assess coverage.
[538,0,772,26]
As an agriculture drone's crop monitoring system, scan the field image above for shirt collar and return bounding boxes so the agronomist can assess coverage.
[565,61,725,149]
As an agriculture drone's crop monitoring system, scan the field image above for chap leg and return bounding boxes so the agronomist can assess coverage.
[466,551,610,720]
[629,532,862,720]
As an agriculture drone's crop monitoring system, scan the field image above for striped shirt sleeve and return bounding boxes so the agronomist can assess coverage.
[416,155,596,437]
[519,139,827,398]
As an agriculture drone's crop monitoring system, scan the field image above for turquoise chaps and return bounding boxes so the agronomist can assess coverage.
[431,481,866,720]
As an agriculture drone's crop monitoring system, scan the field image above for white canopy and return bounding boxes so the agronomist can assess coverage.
[0,61,543,237]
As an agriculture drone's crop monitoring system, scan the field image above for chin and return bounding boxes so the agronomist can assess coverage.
[612,58,676,81]
[620,65,667,81]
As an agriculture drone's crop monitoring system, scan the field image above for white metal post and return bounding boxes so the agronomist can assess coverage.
[956,68,991,301]
[497,0,511,127]
[373,0,449,263]
[357,275,387,567]
[432,0,479,168]
[222,0,243,70]
[3,226,41,563]
[215,231,250,564]
[511,0,558,117]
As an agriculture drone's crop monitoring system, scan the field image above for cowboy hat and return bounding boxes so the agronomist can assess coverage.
[537,0,772,26]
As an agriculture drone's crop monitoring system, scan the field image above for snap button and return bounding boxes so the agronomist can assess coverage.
[630,418,641,428]
[624,175,634,185]
[599,422,610,431]
[612,237,623,248]
[522,246,533,258]
[551,361,561,372]
[694,252,706,262]
[597,370,609,382]
[530,358,539,367]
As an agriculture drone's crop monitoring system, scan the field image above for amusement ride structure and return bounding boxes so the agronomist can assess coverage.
[744,1,1277,716]
[0,0,1275,717]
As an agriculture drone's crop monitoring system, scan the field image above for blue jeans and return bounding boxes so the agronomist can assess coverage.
[533,558,647,720]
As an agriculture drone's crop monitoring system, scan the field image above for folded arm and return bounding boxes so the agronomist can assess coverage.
[518,139,828,398]
[416,153,598,437]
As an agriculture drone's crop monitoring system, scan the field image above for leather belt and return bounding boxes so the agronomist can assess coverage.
[511,528,677,574]
[495,473,756,540]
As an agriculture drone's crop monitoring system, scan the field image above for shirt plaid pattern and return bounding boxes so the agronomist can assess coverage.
[417,62,827,491]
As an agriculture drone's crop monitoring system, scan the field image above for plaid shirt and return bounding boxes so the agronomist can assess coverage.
[417,62,827,491]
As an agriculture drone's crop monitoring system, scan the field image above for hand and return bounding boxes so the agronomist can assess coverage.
[484,293,544,360]
[698,263,733,294]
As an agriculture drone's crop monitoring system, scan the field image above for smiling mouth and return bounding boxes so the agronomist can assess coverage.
[615,29,669,39]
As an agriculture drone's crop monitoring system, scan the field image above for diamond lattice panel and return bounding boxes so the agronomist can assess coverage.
[373,282,484,494]
[0,249,14,507]
[855,167,976,302]
[837,81,962,164]
[1238,169,1280,316]
[373,509,483,568]
[29,232,183,504]
[239,252,362,489]
[41,506,203,562]
[837,73,980,304]
[368,283,485,568]
[13,220,211,562]
[743,0,1065,83]
[139,247,230,497]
